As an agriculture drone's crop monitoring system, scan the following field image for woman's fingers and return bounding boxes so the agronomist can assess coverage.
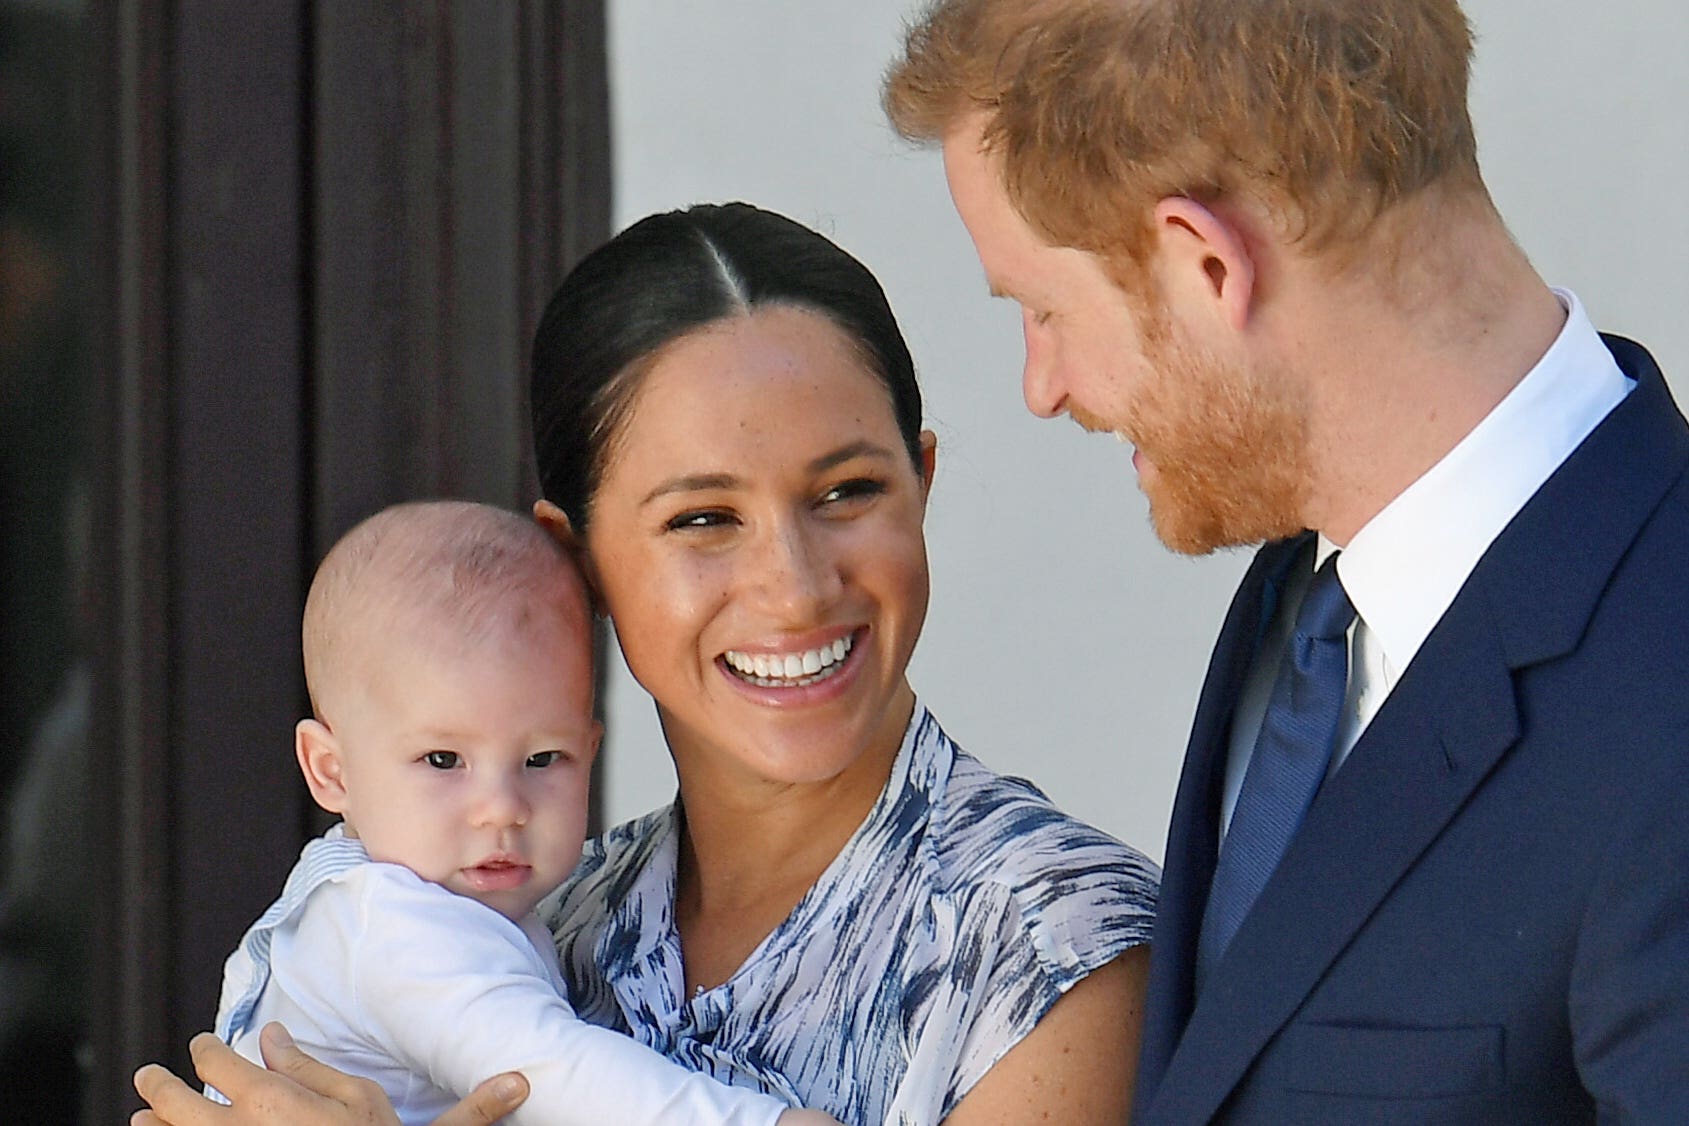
[253,1024,353,1101]
[133,1024,521,1126]
[252,1023,399,1123]
[133,1060,224,1125]
[428,1072,530,1126]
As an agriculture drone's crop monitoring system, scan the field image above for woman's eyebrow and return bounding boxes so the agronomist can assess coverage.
[809,440,896,474]
[638,442,897,508]
[641,472,739,507]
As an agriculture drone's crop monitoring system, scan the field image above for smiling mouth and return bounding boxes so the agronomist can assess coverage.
[722,632,856,688]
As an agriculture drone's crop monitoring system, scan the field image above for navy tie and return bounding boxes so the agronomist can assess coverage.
[1197,551,1355,991]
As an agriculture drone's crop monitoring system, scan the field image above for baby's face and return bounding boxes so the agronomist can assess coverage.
[329,616,599,920]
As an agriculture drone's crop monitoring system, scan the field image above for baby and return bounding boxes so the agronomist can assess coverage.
[212,500,835,1126]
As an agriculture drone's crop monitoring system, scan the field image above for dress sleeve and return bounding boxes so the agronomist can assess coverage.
[324,867,791,1126]
[938,817,1159,1117]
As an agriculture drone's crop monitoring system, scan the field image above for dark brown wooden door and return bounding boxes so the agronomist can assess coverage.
[0,3,608,1119]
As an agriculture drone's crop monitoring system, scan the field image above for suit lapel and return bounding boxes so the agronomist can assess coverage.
[1139,336,1689,1124]
[1136,535,1310,1106]
[1148,607,1520,1124]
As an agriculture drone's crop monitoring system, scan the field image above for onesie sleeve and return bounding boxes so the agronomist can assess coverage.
[328,866,791,1126]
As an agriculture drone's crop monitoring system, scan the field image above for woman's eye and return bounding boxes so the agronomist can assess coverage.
[820,478,886,507]
[423,751,460,770]
[526,751,563,769]
[664,509,736,532]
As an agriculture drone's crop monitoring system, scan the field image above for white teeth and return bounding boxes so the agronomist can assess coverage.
[723,634,856,687]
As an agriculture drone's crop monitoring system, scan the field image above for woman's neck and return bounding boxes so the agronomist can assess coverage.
[667,694,913,992]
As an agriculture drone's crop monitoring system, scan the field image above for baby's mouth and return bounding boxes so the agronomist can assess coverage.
[463,856,532,890]
[721,632,856,688]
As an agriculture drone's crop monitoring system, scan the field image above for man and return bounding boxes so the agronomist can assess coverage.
[886,0,1689,1122]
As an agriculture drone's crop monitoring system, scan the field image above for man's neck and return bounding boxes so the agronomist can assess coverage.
[1281,211,1566,546]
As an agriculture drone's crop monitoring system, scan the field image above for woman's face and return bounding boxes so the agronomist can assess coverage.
[581,304,935,792]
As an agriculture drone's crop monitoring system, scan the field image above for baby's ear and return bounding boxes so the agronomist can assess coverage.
[295,718,350,814]
[532,498,580,550]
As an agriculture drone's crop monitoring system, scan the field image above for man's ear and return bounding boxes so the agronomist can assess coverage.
[1152,196,1257,332]
[533,499,604,612]
[296,718,350,815]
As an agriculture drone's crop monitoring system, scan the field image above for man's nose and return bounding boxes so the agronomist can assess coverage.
[1021,308,1065,418]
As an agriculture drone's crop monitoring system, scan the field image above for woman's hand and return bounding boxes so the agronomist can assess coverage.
[131,1023,529,1126]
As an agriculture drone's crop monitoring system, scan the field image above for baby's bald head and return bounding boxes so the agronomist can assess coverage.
[302,500,593,724]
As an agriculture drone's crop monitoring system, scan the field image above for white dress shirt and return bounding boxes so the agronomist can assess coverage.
[1220,289,1633,837]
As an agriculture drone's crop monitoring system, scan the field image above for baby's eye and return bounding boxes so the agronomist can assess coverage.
[423,751,460,770]
[525,751,564,769]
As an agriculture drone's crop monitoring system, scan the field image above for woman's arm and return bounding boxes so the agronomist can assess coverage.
[131,1024,529,1126]
[940,946,1148,1126]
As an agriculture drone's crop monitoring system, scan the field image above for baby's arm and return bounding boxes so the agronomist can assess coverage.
[332,868,836,1126]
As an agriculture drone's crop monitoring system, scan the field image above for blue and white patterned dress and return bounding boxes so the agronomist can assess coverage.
[537,704,1160,1126]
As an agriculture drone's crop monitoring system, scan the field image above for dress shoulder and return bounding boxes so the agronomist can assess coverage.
[539,805,672,936]
[930,735,1161,979]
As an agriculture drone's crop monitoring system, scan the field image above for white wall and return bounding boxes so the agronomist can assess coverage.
[599,0,1688,862]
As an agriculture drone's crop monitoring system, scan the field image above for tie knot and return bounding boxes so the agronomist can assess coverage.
[1297,553,1356,642]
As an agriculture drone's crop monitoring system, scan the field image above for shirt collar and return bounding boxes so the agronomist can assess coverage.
[1327,289,1632,675]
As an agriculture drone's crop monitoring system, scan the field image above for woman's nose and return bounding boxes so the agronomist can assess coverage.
[752,520,840,619]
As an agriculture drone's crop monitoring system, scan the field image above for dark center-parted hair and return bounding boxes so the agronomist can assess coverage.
[529,202,925,533]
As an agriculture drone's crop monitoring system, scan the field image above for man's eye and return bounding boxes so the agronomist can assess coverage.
[526,751,563,769]
[423,751,460,770]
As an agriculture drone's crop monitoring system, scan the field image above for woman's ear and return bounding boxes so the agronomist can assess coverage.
[917,430,938,502]
[295,718,350,816]
[1151,196,1257,332]
[533,499,604,613]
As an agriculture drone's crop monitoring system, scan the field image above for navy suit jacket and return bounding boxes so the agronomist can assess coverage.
[1133,336,1689,1124]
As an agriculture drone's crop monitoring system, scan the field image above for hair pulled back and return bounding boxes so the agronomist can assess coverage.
[529,202,924,533]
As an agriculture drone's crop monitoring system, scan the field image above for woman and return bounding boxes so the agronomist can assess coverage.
[134,204,1159,1126]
